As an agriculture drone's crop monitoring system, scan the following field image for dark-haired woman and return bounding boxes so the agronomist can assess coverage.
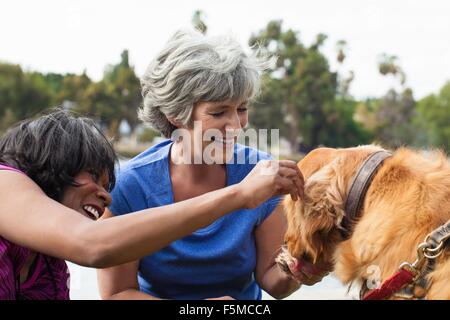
[0,109,303,300]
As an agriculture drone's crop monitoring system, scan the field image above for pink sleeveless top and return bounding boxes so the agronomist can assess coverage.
[0,164,70,300]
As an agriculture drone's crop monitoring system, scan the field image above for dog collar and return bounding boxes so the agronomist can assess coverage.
[340,150,392,240]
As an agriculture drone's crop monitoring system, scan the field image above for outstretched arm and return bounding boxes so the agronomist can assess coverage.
[0,160,303,268]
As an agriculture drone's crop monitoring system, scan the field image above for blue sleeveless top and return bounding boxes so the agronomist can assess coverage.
[109,140,280,299]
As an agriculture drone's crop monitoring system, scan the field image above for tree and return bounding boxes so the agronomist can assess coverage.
[76,50,141,138]
[323,97,372,147]
[249,21,369,151]
[34,72,65,105]
[0,63,51,129]
[192,10,207,34]
[77,80,117,132]
[0,63,23,120]
[55,71,92,104]
[353,98,379,132]
[373,88,417,148]
[335,40,347,64]
[416,81,450,151]
[250,74,289,142]
[104,50,141,136]
[378,53,406,86]
[375,54,419,148]
[331,40,355,98]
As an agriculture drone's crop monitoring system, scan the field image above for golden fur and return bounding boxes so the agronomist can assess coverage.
[281,145,450,299]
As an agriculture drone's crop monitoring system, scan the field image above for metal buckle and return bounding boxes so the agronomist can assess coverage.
[399,233,446,283]
[399,242,428,282]
[423,235,445,259]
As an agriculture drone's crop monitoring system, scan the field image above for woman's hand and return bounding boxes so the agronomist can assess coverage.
[237,160,304,209]
[285,256,332,286]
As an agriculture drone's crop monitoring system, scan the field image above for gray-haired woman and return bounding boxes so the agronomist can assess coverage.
[98,30,306,300]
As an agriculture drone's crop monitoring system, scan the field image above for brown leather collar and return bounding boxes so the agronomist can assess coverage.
[340,150,392,240]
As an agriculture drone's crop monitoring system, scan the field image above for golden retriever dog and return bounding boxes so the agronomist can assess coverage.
[278,145,450,299]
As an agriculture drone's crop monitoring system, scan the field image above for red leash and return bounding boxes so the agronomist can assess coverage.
[362,266,418,300]
[361,240,439,300]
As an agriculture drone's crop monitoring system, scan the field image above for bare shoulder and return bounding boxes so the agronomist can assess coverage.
[255,204,285,236]
[0,170,48,228]
[0,170,45,198]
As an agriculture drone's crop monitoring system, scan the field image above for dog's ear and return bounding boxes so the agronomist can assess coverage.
[283,193,304,258]
[286,158,347,263]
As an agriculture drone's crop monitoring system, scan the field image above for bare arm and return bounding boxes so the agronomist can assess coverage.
[98,257,234,300]
[96,209,157,300]
[97,257,156,300]
[97,210,234,300]
[0,171,244,268]
[0,160,303,268]
[254,205,301,299]
[100,208,303,300]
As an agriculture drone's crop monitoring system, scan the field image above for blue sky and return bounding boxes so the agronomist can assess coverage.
[1,0,449,99]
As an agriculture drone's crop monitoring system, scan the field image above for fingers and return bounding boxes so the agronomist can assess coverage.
[277,167,299,178]
[277,167,304,199]
[290,192,298,202]
[253,159,305,200]
[277,160,300,170]
[274,176,298,201]
[278,160,304,181]
[276,166,304,200]
[287,259,318,285]
[287,257,330,285]
[283,161,304,199]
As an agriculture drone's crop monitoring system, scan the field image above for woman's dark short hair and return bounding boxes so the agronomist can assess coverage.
[0,108,117,201]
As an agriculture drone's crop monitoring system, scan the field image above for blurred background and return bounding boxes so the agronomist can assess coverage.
[1,0,449,299]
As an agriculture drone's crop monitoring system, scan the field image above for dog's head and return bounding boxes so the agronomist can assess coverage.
[282,145,385,267]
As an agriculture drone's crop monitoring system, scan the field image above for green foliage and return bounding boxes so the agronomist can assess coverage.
[56,72,92,103]
[415,82,450,150]
[0,63,51,127]
[76,80,118,131]
[378,53,406,85]
[322,98,372,147]
[250,74,288,141]
[353,99,379,132]
[0,50,141,140]
[373,88,418,148]
[0,15,448,153]
[69,50,141,138]
[249,20,369,151]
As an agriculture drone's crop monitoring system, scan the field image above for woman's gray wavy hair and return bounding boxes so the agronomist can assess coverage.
[139,29,274,138]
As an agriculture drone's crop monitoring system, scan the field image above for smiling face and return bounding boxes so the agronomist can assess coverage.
[174,99,249,164]
[60,170,112,220]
